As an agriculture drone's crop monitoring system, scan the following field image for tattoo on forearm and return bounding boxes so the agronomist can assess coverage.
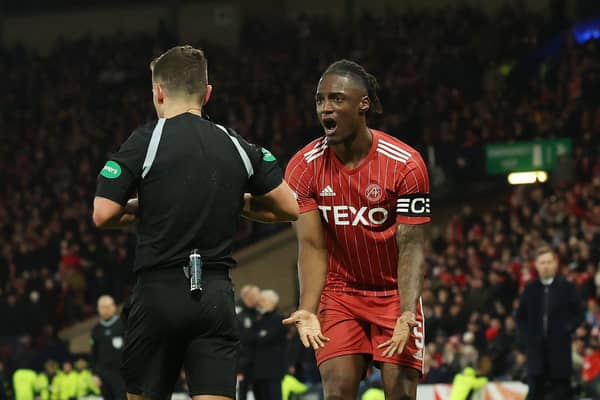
[396,224,425,314]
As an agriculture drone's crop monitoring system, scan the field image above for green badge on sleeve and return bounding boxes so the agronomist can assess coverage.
[100,161,122,179]
[261,148,276,162]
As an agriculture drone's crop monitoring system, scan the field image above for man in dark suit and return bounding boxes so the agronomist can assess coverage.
[516,245,584,399]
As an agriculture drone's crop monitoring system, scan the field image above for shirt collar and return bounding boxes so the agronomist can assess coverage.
[99,315,119,327]
[540,277,554,286]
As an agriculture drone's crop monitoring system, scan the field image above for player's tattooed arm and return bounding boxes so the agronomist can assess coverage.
[379,223,425,357]
[395,224,425,316]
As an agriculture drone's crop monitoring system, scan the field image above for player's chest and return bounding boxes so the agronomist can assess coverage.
[313,168,396,228]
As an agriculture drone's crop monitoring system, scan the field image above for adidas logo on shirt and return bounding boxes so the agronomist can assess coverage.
[320,185,336,197]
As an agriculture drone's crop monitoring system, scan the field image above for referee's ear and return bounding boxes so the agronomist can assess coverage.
[202,84,213,106]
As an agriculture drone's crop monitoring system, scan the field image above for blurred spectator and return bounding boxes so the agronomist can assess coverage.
[448,367,488,400]
[252,290,287,400]
[74,358,100,398]
[423,343,454,384]
[90,295,125,400]
[572,338,585,393]
[54,360,80,400]
[487,316,518,378]
[508,350,528,383]
[12,368,37,400]
[236,284,261,400]
[582,345,600,398]
[457,332,479,370]
[0,362,12,400]
[37,359,59,400]
[33,326,69,369]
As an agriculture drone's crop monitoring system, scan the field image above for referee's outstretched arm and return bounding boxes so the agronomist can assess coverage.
[242,180,299,223]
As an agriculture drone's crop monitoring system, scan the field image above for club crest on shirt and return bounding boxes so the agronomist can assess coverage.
[365,183,383,202]
[112,336,123,349]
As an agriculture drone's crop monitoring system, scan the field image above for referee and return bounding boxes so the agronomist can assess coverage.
[92,45,298,400]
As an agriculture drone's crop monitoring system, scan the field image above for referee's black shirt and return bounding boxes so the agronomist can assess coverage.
[95,113,283,272]
[90,315,124,372]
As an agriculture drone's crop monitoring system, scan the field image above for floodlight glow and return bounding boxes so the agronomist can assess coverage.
[507,171,548,185]
[536,171,548,183]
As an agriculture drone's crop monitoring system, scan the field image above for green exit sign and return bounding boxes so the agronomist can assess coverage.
[486,138,572,174]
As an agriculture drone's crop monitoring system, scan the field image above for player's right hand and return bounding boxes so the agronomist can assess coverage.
[283,309,330,350]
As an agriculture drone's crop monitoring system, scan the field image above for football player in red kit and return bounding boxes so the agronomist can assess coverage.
[284,60,430,400]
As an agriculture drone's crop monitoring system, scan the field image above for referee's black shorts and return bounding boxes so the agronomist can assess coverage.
[121,266,239,400]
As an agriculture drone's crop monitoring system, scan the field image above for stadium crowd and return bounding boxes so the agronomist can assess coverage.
[0,4,599,399]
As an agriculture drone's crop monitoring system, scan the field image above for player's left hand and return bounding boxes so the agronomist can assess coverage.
[377,311,418,358]
[124,198,139,214]
[119,213,138,225]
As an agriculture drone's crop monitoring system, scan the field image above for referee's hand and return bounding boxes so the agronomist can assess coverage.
[283,310,329,350]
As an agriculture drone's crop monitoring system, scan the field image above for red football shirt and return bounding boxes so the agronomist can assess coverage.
[285,129,431,296]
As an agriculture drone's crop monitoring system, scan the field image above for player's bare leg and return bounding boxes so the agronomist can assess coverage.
[319,355,368,400]
[381,363,419,400]
[127,393,146,400]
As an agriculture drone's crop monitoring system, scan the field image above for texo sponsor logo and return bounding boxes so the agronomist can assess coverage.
[318,205,389,226]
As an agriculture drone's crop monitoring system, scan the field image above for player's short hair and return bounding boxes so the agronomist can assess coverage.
[150,45,208,100]
[535,244,555,259]
[322,59,383,115]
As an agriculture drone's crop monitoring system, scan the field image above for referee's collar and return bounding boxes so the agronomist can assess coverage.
[99,315,119,327]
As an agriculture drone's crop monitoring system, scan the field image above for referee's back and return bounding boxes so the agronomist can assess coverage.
[92,44,297,400]
[96,113,283,272]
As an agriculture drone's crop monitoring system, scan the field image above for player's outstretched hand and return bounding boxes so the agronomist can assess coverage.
[378,311,418,358]
[283,310,330,350]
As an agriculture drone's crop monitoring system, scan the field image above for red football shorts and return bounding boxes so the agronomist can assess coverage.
[316,291,424,373]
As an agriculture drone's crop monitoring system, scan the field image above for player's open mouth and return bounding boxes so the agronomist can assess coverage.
[322,118,337,135]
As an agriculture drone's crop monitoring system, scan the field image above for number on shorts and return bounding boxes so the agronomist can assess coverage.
[412,320,424,349]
